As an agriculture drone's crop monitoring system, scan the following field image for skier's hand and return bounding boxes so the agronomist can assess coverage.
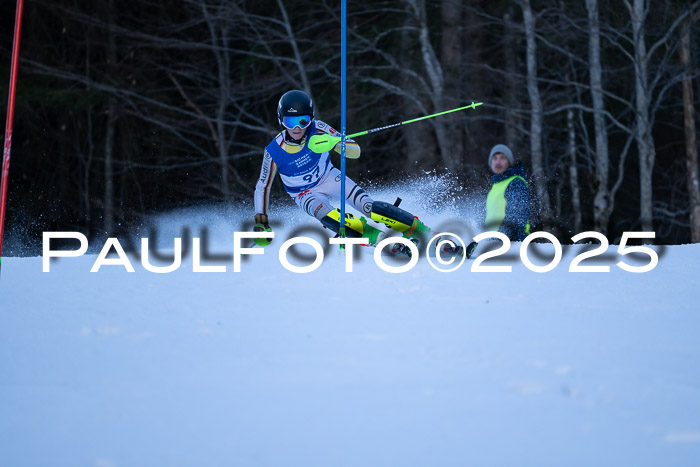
[254,213,270,229]
[334,142,361,159]
[307,133,361,159]
[308,134,340,153]
[253,213,272,246]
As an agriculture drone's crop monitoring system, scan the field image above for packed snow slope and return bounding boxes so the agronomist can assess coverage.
[1,178,699,467]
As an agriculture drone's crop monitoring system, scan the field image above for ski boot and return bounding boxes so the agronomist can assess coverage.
[369,199,431,241]
[389,237,420,257]
[433,239,478,259]
[321,209,386,246]
[369,198,431,257]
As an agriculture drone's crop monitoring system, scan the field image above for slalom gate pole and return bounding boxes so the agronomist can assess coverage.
[0,0,26,276]
[339,0,347,246]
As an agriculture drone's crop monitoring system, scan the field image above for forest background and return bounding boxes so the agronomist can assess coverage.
[1,0,699,253]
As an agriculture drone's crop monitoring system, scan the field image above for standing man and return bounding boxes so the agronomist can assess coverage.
[485,144,531,241]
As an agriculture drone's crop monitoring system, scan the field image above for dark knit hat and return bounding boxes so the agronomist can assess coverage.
[488,144,514,167]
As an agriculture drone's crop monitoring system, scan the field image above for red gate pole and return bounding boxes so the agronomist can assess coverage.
[0,0,26,274]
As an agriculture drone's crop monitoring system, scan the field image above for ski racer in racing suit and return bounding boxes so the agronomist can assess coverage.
[252,89,429,250]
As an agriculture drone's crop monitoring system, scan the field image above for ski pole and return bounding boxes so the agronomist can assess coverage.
[308,101,483,154]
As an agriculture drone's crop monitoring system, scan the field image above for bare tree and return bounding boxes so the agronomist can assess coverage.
[404,0,456,170]
[585,0,611,234]
[619,0,700,232]
[503,7,522,152]
[7,0,700,246]
[521,0,553,226]
[625,0,657,232]
[103,0,117,235]
[567,107,583,234]
[399,14,439,170]
[441,0,464,165]
[276,0,312,98]
[680,11,700,242]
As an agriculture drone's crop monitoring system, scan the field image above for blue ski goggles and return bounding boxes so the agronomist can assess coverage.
[281,115,312,130]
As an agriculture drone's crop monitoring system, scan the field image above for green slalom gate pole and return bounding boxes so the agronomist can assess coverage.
[308,102,484,154]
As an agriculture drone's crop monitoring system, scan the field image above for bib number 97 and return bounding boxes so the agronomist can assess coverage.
[302,165,321,184]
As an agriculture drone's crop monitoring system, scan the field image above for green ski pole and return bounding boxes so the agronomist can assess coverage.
[308,102,483,154]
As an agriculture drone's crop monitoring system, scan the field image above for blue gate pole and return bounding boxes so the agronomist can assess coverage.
[339,0,347,245]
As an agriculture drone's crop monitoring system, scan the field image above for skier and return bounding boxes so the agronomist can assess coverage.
[484,144,531,241]
[253,89,430,252]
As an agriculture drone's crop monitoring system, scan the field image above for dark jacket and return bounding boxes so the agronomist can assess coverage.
[489,163,530,241]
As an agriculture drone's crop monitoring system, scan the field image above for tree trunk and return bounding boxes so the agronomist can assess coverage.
[104,102,115,236]
[522,0,552,225]
[200,1,230,197]
[567,108,583,234]
[503,8,520,152]
[441,0,463,166]
[103,0,116,236]
[216,17,231,197]
[630,0,656,232]
[680,18,700,242]
[84,35,93,227]
[586,0,611,234]
[407,0,455,170]
[401,10,437,169]
[277,0,312,97]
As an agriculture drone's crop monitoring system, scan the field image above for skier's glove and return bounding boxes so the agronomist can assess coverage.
[253,213,272,246]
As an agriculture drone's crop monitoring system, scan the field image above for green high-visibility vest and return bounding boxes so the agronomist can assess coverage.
[485,175,531,235]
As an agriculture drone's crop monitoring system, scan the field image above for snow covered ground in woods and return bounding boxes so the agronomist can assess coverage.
[1,176,699,467]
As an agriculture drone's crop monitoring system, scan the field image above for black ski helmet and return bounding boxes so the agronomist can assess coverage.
[277,90,314,128]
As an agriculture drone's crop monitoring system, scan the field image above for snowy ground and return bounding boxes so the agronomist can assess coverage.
[1,181,700,467]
